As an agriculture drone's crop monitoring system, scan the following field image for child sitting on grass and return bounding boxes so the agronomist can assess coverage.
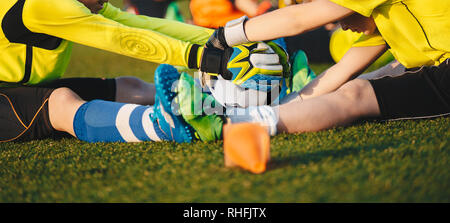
[167,0,450,141]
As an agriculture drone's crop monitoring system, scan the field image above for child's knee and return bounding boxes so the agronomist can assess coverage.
[337,79,373,103]
[115,76,155,105]
[117,76,146,90]
[337,79,379,116]
[48,87,85,132]
[49,87,82,107]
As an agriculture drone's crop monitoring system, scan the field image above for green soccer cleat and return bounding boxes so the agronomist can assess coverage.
[288,50,317,93]
[176,72,225,142]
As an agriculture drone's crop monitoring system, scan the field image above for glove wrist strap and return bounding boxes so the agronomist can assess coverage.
[188,44,201,69]
[224,16,249,47]
[206,27,228,50]
[200,47,224,74]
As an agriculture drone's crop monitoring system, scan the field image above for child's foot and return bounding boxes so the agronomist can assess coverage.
[289,50,317,93]
[176,72,225,142]
[152,64,196,143]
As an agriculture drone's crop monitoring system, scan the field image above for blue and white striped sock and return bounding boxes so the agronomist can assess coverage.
[73,100,165,143]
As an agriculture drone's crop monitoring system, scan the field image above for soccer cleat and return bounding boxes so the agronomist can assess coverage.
[176,72,225,142]
[152,64,196,143]
[288,50,317,93]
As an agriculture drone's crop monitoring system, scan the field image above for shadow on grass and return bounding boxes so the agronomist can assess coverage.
[267,141,398,171]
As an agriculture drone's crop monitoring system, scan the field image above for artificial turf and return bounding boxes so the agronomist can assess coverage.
[0,41,448,202]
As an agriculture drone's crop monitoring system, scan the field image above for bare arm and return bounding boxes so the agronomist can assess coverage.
[245,0,353,41]
[299,44,387,99]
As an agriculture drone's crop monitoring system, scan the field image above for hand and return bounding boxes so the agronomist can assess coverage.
[339,13,376,35]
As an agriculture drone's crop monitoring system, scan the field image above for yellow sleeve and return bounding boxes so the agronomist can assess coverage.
[329,0,388,17]
[352,32,386,47]
[100,3,214,45]
[22,0,195,67]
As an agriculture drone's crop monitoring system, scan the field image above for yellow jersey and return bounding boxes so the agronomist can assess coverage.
[330,0,450,68]
[0,0,213,85]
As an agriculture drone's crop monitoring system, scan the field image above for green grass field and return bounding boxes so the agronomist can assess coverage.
[0,0,449,202]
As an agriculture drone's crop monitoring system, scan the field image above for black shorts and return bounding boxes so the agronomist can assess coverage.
[369,59,450,120]
[0,78,116,142]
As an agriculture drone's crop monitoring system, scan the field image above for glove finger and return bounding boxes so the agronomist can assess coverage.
[250,53,280,66]
[254,42,272,52]
[255,64,283,73]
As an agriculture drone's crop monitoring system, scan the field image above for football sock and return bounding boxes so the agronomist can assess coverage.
[73,100,164,143]
[226,105,278,136]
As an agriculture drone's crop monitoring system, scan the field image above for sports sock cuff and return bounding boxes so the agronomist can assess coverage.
[73,100,127,142]
[73,101,90,141]
[256,105,278,136]
[227,105,278,136]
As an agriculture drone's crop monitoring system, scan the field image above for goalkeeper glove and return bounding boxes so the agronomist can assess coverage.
[266,41,291,79]
[187,42,284,83]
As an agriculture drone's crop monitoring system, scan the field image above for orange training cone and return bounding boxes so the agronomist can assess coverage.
[223,123,270,174]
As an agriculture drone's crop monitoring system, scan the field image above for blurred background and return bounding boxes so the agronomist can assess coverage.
[65,0,158,83]
[65,0,336,84]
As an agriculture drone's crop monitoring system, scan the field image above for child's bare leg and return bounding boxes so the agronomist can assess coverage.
[115,76,156,105]
[277,79,380,133]
[48,87,85,137]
